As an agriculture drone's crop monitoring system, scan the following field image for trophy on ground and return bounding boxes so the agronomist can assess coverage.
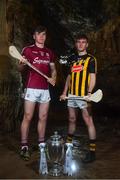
[47,131,64,176]
[64,143,73,176]
[39,142,48,175]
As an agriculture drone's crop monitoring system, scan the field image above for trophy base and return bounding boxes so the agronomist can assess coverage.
[49,162,62,176]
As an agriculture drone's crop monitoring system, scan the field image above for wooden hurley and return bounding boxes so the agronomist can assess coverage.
[9,45,50,81]
[65,89,103,103]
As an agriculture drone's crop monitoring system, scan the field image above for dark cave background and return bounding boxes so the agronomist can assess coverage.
[0,0,120,132]
[1,1,120,179]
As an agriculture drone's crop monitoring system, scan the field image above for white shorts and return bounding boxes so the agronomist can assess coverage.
[67,94,88,109]
[24,88,51,103]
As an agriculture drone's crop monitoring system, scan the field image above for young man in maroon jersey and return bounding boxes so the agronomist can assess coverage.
[19,25,57,160]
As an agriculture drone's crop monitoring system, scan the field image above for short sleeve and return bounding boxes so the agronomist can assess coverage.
[21,47,28,57]
[21,47,32,63]
[89,57,97,73]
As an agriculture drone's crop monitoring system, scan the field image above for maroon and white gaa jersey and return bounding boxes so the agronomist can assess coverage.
[22,44,56,89]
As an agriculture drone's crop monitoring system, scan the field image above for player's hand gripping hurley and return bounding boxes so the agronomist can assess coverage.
[9,45,55,86]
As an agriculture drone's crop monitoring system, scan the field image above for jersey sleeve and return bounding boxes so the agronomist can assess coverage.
[21,47,32,63]
[89,57,97,73]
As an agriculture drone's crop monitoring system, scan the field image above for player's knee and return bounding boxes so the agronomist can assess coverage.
[69,116,76,123]
[39,113,48,121]
[24,113,32,122]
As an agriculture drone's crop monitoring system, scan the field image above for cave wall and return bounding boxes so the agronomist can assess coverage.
[0,0,119,132]
[6,0,120,67]
[0,0,23,132]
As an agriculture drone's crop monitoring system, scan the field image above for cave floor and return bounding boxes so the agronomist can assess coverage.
[0,105,120,179]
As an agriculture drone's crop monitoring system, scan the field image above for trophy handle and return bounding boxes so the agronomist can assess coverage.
[46,145,51,161]
[59,144,65,162]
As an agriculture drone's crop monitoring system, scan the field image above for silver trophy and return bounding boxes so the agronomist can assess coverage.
[39,143,48,175]
[64,138,84,176]
[47,131,64,176]
[64,143,73,176]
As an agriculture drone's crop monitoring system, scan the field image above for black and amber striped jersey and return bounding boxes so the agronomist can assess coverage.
[68,53,97,96]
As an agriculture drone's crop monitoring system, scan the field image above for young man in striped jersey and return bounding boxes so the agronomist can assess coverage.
[60,34,97,163]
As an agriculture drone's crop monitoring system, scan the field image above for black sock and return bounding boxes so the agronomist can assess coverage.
[66,134,73,143]
[89,139,96,154]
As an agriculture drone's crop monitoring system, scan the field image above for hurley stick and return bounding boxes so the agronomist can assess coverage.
[9,45,55,86]
[65,89,103,103]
